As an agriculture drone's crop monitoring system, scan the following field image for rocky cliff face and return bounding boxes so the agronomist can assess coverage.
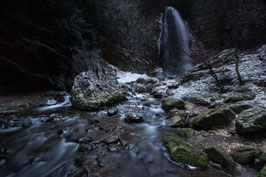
[0,0,265,92]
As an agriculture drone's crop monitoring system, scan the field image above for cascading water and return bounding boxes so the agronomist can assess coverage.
[158,7,193,77]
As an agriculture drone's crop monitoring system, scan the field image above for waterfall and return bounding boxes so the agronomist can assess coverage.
[158,7,193,77]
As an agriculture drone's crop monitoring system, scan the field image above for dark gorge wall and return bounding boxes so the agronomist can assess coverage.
[0,0,265,92]
[188,0,266,49]
[0,0,104,91]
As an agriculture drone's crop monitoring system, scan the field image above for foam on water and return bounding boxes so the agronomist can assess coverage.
[117,71,150,84]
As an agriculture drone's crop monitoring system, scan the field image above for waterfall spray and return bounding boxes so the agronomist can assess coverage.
[158,7,193,77]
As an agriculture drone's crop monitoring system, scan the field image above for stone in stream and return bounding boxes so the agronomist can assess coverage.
[231,145,256,165]
[70,67,126,111]
[192,107,235,130]
[107,107,118,116]
[162,97,185,112]
[104,135,119,144]
[164,137,208,169]
[204,146,235,171]
[77,143,92,153]
[236,107,266,134]
[124,113,144,123]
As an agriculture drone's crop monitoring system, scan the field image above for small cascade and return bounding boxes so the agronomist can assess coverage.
[158,7,193,77]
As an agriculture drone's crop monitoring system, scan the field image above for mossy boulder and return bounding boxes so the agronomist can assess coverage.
[224,92,256,103]
[229,103,252,114]
[236,107,266,133]
[164,137,208,169]
[162,97,185,112]
[231,145,256,165]
[192,107,235,130]
[166,116,186,127]
[255,147,266,169]
[257,165,266,177]
[204,146,235,171]
[176,128,194,138]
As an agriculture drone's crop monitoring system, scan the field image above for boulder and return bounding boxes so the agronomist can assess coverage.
[176,128,194,138]
[182,96,210,106]
[192,107,235,130]
[236,107,266,133]
[257,165,266,177]
[229,103,252,114]
[107,107,118,116]
[231,145,256,165]
[124,113,144,123]
[255,147,266,169]
[162,97,185,112]
[70,68,126,111]
[204,146,235,171]
[166,116,186,128]
[224,92,255,103]
[164,137,208,169]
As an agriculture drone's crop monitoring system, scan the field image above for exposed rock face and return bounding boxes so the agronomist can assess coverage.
[164,137,208,169]
[236,107,266,133]
[70,67,125,111]
[192,107,235,130]
[231,145,256,165]
[204,146,235,171]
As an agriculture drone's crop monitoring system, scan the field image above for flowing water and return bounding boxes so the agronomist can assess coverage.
[158,7,193,77]
[0,85,256,177]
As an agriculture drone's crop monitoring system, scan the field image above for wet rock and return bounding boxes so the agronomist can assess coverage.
[224,92,256,103]
[166,116,186,128]
[231,145,256,165]
[124,113,144,123]
[151,86,166,98]
[229,103,252,114]
[182,96,210,106]
[257,165,266,177]
[77,143,91,153]
[104,135,119,144]
[107,107,118,116]
[162,97,185,112]
[204,146,235,171]
[192,107,235,130]
[45,91,67,103]
[67,168,87,177]
[209,161,222,170]
[108,144,121,152]
[254,147,266,169]
[164,137,208,169]
[78,136,92,144]
[70,67,126,111]
[236,107,266,134]
[176,128,194,138]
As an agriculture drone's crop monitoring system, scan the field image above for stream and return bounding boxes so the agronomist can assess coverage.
[0,85,257,177]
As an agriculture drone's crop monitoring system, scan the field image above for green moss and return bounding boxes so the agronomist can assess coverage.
[162,97,185,112]
[192,107,235,129]
[257,165,266,177]
[164,137,208,169]
[236,107,266,133]
[205,146,235,171]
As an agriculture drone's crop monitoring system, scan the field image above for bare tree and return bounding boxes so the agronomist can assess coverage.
[233,0,244,85]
